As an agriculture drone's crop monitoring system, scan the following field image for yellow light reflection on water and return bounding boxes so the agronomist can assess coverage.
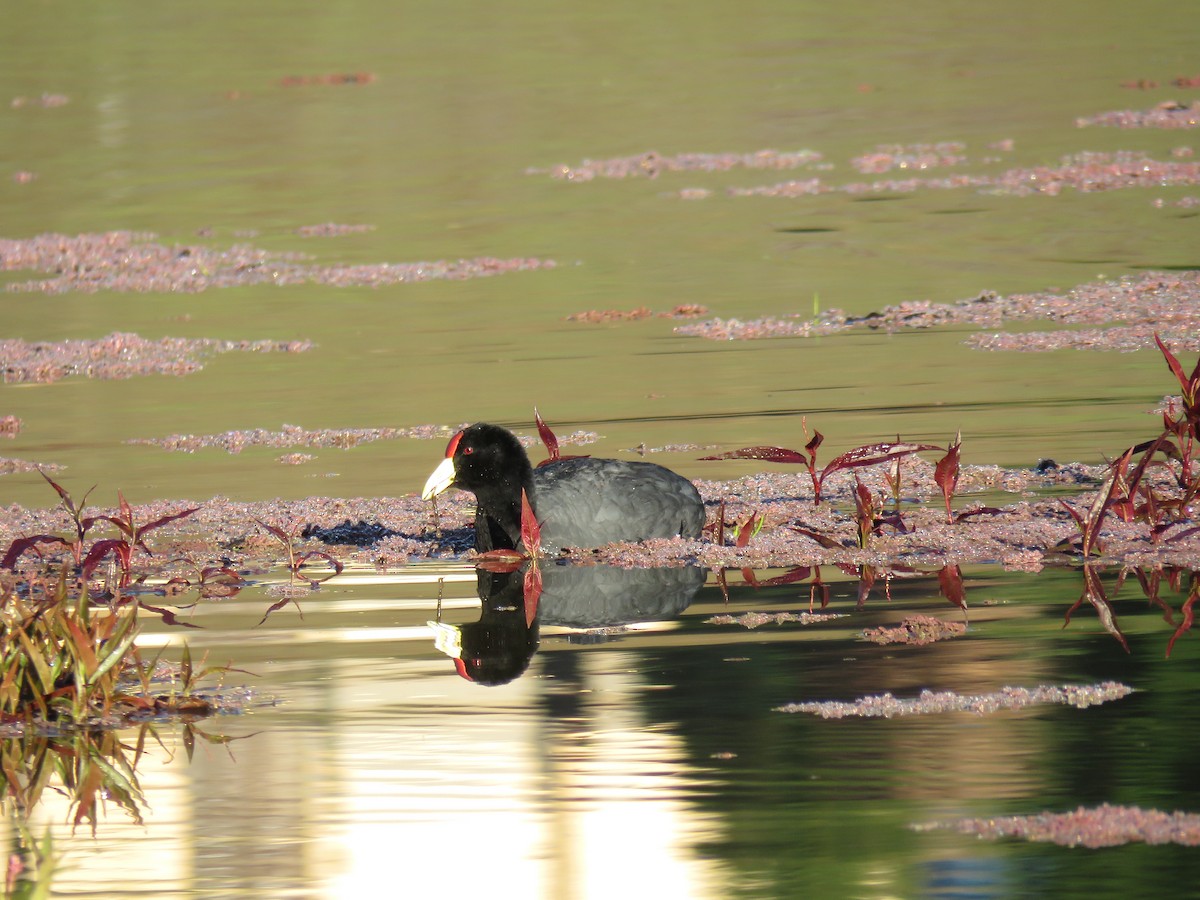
[310,652,730,899]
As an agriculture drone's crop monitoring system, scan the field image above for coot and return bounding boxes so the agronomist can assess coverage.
[421,423,705,553]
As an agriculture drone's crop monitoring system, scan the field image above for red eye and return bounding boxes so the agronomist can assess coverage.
[462,446,474,455]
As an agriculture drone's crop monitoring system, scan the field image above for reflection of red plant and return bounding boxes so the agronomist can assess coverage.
[253,519,344,624]
[475,488,544,573]
[472,489,543,624]
[1167,577,1198,658]
[520,488,542,558]
[1064,565,1129,653]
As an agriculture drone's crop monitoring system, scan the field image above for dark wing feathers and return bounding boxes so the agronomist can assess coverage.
[532,458,704,552]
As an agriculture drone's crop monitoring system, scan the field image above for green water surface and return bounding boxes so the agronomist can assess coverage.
[3,1,1200,897]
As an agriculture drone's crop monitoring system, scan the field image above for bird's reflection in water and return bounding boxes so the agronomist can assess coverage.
[428,564,706,685]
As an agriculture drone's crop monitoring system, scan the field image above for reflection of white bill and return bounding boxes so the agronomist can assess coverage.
[427,620,463,660]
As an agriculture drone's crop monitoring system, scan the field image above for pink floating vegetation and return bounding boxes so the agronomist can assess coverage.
[294,223,376,237]
[10,93,68,108]
[0,232,554,294]
[0,458,62,476]
[131,423,434,454]
[862,614,966,645]
[705,610,844,629]
[850,141,969,174]
[676,270,1200,353]
[919,803,1200,848]
[566,305,709,323]
[1077,100,1200,129]
[0,332,310,384]
[724,151,1200,199]
[776,682,1133,718]
[277,453,316,465]
[531,148,824,182]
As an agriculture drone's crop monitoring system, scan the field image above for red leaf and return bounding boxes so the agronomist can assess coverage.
[523,565,542,626]
[81,539,131,579]
[137,601,202,629]
[1,534,68,569]
[856,565,878,608]
[788,524,843,549]
[1079,566,1129,652]
[253,519,292,543]
[295,551,344,576]
[953,505,1003,521]
[256,596,299,626]
[937,563,967,610]
[1155,332,1190,394]
[703,498,727,545]
[734,512,763,548]
[90,514,134,538]
[809,573,829,611]
[520,488,541,555]
[754,566,813,587]
[1166,589,1197,657]
[805,430,824,456]
[38,469,91,516]
[534,408,559,462]
[118,491,134,526]
[475,550,527,571]
[853,475,873,515]
[934,434,962,523]
[1058,499,1087,531]
[700,446,811,464]
[140,506,200,535]
[713,567,730,604]
[1164,524,1200,544]
[820,441,941,481]
[199,566,244,583]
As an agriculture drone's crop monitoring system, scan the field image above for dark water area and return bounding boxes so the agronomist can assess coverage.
[4,0,1200,896]
[14,563,1200,898]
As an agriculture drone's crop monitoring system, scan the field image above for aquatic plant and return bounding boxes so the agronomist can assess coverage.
[252,519,343,581]
[1,727,147,833]
[474,489,544,566]
[731,511,766,547]
[1,564,140,723]
[83,492,199,588]
[701,421,939,506]
[1,474,198,590]
[1165,572,1199,658]
[0,560,232,727]
[1154,332,1199,474]
[861,614,966,646]
[702,501,765,548]
[163,557,245,600]
[1056,336,1200,560]
[2,716,244,861]
[2,819,54,900]
[933,433,962,523]
[251,518,344,624]
[1057,445,1134,558]
[1064,564,1129,652]
[849,475,913,549]
[533,408,589,465]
